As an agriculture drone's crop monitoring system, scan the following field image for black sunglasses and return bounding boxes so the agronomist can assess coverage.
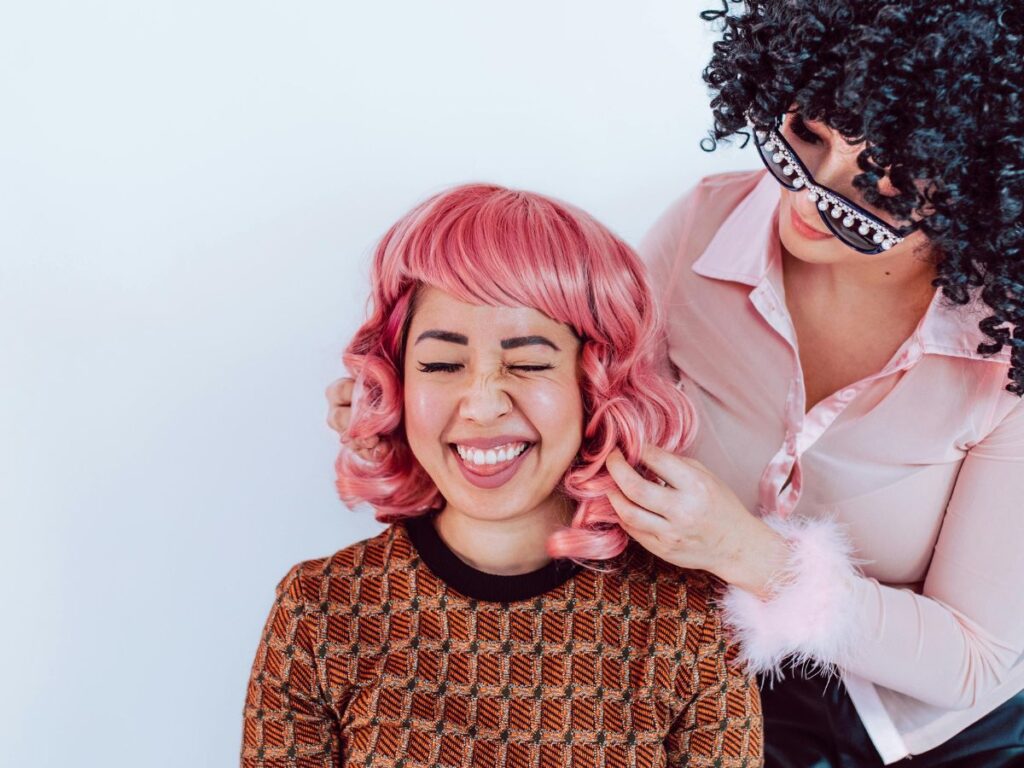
[754,127,919,254]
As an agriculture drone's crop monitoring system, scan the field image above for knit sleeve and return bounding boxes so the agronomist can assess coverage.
[241,561,341,768]
[665,584,764,767]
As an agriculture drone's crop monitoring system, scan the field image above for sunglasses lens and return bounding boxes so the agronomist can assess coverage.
[756,134,802,191]
[756,128,900,254]
[823,208,890,253]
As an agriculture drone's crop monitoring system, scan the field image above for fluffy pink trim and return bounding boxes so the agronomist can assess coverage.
[721,514,863,678]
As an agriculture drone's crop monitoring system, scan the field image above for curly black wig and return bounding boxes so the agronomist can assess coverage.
[701,0,1024,395]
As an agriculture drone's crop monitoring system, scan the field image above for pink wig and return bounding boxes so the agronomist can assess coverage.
[336,183,696,564]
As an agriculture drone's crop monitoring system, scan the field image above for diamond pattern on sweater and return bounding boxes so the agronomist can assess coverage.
[241,523,762,767]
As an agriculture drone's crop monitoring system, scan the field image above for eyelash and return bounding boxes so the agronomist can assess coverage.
[791,114,821,145]
[416,363,554,374]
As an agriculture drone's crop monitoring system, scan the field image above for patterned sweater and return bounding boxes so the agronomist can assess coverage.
[241,514,763,767]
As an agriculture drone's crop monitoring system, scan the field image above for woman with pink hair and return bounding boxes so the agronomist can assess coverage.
[240,184,762,767]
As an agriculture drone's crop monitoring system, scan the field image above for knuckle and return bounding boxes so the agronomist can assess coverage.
[691,475,714,499]
[329,411,350,435]
[623,475,644,495]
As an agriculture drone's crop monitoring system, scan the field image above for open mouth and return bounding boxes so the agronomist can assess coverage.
[449,441,535,488]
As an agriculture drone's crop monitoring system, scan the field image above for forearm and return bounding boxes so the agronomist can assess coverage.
[842,576,1020,709]
[720,514,863,676]
[720,516,1021,708]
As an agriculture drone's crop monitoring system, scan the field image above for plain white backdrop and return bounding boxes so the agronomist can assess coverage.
[1,2,755,765]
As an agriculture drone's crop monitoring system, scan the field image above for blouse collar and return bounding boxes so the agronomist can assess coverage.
[691,171,1010,364]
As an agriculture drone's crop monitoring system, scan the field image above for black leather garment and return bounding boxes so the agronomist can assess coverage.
[761,668,1024,767]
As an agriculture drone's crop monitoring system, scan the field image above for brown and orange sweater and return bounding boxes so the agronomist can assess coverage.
[241,514,763,767]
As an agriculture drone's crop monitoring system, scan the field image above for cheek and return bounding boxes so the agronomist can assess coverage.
[403,381,451,452]
[527,382,584,454]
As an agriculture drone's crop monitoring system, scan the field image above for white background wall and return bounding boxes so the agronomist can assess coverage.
[0,2,754,765]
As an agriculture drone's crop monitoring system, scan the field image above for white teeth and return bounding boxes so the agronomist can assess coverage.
[454,442,528,466]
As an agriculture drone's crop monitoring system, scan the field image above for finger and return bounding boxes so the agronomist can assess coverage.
[355,435,381,452]
[605,449,674,516]
[607,491,672,537]
[637,443,700,489]
[338,437,383,463]
[325,377,355,407]
[327,403,353,436]
[618,525,666,563]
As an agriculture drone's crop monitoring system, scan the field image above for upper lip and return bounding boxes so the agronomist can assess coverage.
[448,435,535,449]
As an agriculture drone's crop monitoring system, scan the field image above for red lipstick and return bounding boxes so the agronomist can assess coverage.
[789,204,833,241]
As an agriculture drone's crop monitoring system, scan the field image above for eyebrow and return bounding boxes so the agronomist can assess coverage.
[501,335,560,351]
[415,330,469,345]
[413,330,560,351]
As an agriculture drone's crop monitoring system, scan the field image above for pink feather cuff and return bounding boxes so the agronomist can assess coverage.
[721,514,863,678]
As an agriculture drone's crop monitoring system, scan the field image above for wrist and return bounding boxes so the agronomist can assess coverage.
[720,514,862,675]
[719,519,791,598]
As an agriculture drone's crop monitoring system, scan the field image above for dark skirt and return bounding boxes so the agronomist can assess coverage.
[761,670,1024,767]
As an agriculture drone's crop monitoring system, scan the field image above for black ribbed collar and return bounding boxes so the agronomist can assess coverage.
[403,512,581,603]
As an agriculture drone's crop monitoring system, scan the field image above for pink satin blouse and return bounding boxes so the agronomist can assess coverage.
[640,169,1024,762]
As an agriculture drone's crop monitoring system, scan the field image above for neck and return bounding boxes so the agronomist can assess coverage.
[434,496,572,575]
[782,243,937,298]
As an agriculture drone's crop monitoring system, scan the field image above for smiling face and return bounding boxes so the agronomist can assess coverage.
[402,286,584,524]
[775,112,931,265]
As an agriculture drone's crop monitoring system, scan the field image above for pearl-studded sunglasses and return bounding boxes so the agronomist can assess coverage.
[755,127,919,254]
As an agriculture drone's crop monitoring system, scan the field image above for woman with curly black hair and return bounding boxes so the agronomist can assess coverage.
[327,1,1024,765]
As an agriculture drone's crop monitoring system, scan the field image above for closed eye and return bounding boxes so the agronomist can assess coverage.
[416,362,555,374]
[417,362,463,373]
[791,114,821,145]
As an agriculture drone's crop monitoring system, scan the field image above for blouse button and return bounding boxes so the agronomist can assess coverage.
[840,388,856,401]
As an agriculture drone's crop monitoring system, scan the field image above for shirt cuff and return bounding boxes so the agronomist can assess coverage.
[721,514,863,677]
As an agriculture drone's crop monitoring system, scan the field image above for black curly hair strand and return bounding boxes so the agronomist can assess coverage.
[701,0,1024,395]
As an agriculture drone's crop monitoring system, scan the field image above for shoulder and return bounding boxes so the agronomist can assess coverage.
[639,169,766,283]
[616,544,724,627]
[272,524,405,607]
[692,169,767,203]
[643,170,765,245]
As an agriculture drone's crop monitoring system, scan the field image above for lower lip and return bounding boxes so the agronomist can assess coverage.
[789,204,833,241]
[451,445,533,489]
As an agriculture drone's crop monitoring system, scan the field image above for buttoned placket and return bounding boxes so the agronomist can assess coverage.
[749,278,925,518]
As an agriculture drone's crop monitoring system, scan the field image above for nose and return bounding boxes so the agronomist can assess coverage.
[457,368,512,424]
[810,153,862,199]
[801,131,864,199]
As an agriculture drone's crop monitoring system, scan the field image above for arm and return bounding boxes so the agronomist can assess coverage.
[241,562,341,768]
[666,592,764,767]
[724,399,1024,709]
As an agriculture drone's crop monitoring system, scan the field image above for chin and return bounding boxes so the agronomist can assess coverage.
[442,487,552,521]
